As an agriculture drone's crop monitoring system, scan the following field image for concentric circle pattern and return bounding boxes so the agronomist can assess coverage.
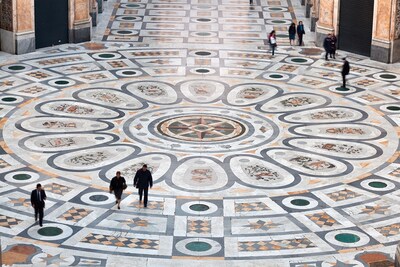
[1,0,400,266]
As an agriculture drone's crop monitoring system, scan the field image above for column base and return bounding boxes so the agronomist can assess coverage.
[305,3,311,18]
[391,38,400,63]
[0,30,35,54]
[16,32,35,54]
[310,17,318,32]
[0,29,15,54]
[69,20,92,43]
[315,24,333,47]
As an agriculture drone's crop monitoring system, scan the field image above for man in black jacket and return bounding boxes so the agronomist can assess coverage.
[341,57,350,88]
[323,34,332,60]
[30,183,47,227]
[134,164,153,207]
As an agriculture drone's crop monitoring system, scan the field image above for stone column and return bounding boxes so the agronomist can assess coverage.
[315,0,338,46]
[371,0,400,63]
[0,0,35,54]
[310,0,319,31]
[89,0,98,27]
[69,0,92,43]
[305,0,312,18]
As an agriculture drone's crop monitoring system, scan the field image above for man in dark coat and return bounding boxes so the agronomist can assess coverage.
[341,57,350,88]
[323,34,332,60]
[134,164,153,207]
[30,183,47,227]
[109,171,127,210]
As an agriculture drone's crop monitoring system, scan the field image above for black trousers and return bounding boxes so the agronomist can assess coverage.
[138,187,149,206]
[298,34,303,46]
[342,74,347,88]
[34,205,44,225]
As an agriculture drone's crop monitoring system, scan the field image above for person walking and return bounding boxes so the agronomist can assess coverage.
[296,21,305,46]
[133,164,153,208]
[109,171,127,210]
[249,0,253,5]
[268,30,277,56]
[323,33,332,60]
[341,57,350,88]
[288,22,296,46]
[30,183,47,227]
[330,32,337,59]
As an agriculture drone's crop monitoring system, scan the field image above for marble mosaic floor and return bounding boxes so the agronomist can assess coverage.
[1,0,400,266]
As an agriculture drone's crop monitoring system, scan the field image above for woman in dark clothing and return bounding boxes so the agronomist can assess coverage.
[288,22,296,46]
[109,171,127,209]
[297,21,305,46]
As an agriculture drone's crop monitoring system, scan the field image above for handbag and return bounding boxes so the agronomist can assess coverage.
[123,184,127,190]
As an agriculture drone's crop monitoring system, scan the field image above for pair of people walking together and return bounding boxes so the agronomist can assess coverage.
[109,164,153,209]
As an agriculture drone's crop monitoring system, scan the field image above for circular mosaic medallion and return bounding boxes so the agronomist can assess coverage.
[285,57,314,64]
[282,196,318,210]
[157,115,246,142]
[115,69,142,77]
[2,64,32,72]
[92,52,122,60]
[263,72,290,81]
[373,72,400,81]
[175,238,222,256]
[48,79,76,87]
[190,68,216,75]
[360,178,395,192]
[81,192,116,205]
[181,201,218,215]
[5,171,39,183]
[325,230,370,248]
[328,85,357,94]
[28,223,73,241]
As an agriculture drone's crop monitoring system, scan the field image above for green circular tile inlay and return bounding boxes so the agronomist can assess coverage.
[196,68,210,73]
[89,195,108,202]
[336,87,350,92]
[270,7,282,10]
[290,199,310,206]
[98,53,116,58]
[117,30,133,35]
[387,106,400,111]
[185,241,212,252]
[291,58,308,63]
[55,80,69,85]
[270,74,283,79]
[276,34,289,38]
[2,97,17,102]
[189,204,210,211]
[380,74,397,79]
[196,32,211,36]
[13,174,32,180]
[197,18,211,22]
[8,65,25,71]
[126,4,140,7]
[122,71,136,75]
[368,181,387,188]
[122,16,137,20]
[271,20,286,24]
[38,227,63,236]
[334,233,360,243]
[195,51,212,56]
